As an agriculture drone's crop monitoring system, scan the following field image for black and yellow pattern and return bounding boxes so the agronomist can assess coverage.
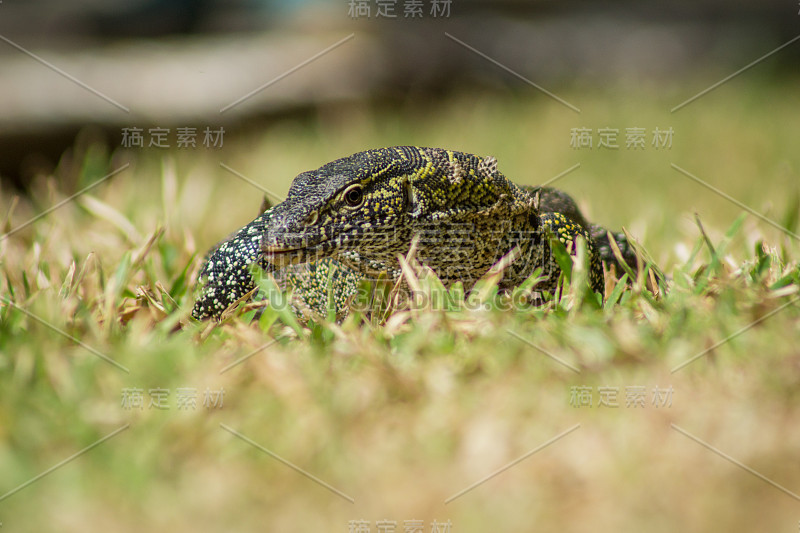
[539,211,604,294]
[192,147,636,321]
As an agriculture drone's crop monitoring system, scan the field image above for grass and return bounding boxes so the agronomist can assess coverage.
[1,77,799,532]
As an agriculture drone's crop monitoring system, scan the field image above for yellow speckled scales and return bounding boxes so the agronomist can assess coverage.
[193,147,637,321]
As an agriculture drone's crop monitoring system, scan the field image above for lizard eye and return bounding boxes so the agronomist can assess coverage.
[303,210,318,226]
[343,184,365,208]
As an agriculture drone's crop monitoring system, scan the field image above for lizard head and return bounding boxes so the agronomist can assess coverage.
[261,147,537,277]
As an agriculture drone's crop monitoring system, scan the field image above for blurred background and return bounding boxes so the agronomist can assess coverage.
[2,0,799,264]
[0,0,797,183]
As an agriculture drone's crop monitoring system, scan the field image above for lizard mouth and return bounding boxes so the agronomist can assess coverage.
[261,245,306,266]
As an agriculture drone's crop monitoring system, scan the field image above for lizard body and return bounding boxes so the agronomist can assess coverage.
[192,147,636,321]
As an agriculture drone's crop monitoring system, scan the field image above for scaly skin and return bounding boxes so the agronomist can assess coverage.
[193,147,637,321]
[191,209,361,321]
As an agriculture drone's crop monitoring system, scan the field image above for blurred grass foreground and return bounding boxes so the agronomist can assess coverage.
[1,2,800,532]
